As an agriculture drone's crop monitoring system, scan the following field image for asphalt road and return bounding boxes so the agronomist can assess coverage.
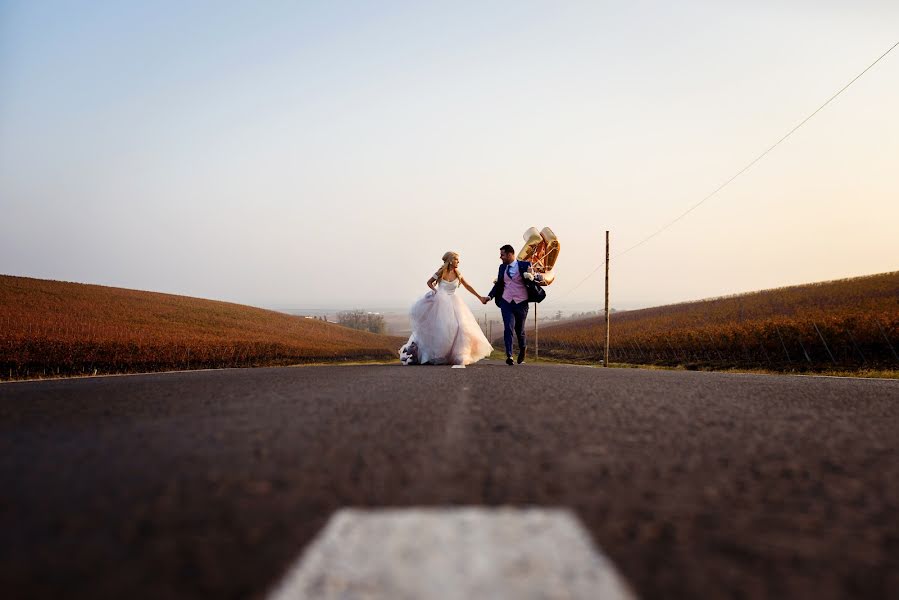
[1,362,897,599]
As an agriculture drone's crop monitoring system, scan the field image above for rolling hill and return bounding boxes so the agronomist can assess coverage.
[0,275,404,380]
[538,271,899,371]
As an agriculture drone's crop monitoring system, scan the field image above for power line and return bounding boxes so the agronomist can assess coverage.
[559,39,899,301]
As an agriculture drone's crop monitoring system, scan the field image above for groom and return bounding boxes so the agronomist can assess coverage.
[481,244,532,365]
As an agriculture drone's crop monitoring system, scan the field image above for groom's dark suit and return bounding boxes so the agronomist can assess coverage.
[487,260,532,359]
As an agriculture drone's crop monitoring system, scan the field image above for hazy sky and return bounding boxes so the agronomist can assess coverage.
[2,1,897,312]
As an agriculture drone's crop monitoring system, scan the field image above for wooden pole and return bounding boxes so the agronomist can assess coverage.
[604,231,610,367]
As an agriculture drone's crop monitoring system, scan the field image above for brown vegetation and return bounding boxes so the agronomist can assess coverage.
[0,275,404,380]
[538,271,899,372]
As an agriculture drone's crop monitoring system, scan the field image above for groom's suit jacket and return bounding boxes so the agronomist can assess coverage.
[488,260,533,307]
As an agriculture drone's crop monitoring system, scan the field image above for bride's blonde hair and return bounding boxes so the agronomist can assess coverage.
[435,251,459,281]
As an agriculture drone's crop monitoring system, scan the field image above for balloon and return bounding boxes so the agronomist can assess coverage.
[517,226,560,285]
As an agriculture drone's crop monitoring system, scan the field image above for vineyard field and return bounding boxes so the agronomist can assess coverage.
[0,275,404,380]
[537,271,899,372]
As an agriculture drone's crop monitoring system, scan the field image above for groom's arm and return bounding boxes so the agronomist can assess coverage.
[486,266,501,301]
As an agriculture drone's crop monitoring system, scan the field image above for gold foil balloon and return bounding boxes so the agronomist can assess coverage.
[518,228,543,262]
[517,227,560,285]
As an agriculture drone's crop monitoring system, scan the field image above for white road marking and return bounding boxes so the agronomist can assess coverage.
[0,366,248,384]
[0,362,393,384]
[267,507,637,600]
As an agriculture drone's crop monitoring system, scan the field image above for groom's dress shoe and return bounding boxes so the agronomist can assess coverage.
[505,356,514,366]
[517,348,527,364]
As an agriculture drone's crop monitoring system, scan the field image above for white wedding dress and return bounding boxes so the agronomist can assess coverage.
[399,276,493,366]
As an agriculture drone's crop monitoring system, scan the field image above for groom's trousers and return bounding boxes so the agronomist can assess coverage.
[499,299,528,357]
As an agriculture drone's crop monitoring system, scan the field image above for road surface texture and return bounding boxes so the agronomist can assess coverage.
[2,362,897,599]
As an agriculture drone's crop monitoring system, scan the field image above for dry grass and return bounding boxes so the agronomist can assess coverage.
[0,275,404,380]
[538,271,899,373]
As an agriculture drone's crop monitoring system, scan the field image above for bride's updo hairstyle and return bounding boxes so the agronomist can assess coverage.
[435,251,459,281]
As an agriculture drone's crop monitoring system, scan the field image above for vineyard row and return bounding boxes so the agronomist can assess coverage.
[537,315,899,371]
[0,338,398,380]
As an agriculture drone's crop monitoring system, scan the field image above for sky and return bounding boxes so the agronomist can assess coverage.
[1,1,897,313]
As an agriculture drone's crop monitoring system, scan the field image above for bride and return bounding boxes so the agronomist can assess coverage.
[399,251,494,366]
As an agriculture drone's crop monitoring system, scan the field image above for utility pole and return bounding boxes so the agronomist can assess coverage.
[604,230,610,367]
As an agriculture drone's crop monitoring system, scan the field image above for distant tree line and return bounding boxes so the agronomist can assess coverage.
[337,310,386,334]
[568,310,617,319]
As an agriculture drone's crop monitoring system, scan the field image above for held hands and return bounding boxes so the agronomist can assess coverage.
[480,295,490,304]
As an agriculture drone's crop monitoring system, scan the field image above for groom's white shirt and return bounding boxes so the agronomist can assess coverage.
[506,262,518,278]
